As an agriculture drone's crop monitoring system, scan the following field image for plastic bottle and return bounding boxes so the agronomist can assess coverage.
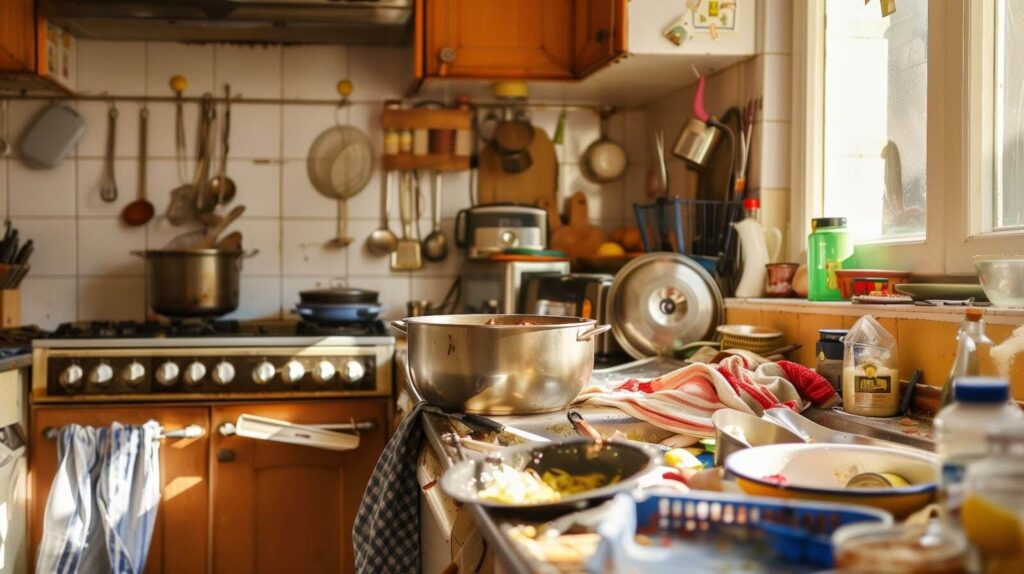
[962,423,1024,572]
[940,307,994,409]
[807,217,853,301]
[935,376,1024,518]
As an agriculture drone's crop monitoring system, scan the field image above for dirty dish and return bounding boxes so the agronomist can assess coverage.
[834,269,911,299]
[975,256,1024,307]
[725,443,938,518]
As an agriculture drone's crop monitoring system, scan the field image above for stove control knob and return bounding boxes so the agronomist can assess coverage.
[340,360,366,385]
[280,360,305,384]
[155,362,180,386]
[122,361,146,386]
[312,360,336,384]
[60,364,84,390]
[252,361,276,385]
[212,361,235,386]
[89,363,114,387]
[183,361,206,386]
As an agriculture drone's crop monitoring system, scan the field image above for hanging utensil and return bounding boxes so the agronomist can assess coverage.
[0,100,10,157]
[171,75,189,184]
[367,170,399,255]
[99,104,119,203]
[390,171,422,270]
[122,106,155,227]
[306,115,374,248]
[189,204,245,250]
[207,83,237,209]
[422,171,448,262]
[167,94,214,225]
[194,94,218,213]
[580,106,627,184]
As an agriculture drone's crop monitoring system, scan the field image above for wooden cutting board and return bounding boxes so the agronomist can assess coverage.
[549,192,606,259]
[477,127,558,207]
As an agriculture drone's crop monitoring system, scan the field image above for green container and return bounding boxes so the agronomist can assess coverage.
[807,217,854,301]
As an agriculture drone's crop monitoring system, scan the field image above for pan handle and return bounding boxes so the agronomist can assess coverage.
[576,324,611,342]
[390,320,408,335]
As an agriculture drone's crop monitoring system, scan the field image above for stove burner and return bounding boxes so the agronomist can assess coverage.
[48,319,389,339]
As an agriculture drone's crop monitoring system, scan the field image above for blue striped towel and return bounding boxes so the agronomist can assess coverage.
[36,421,161,574]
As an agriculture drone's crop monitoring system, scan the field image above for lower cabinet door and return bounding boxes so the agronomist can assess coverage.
[210,400,390,574]
[30,406,211,573]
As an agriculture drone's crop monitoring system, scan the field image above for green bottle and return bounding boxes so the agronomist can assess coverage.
[807,217,853,301]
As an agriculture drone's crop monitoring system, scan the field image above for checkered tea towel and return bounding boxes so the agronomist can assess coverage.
[353,401,425,574]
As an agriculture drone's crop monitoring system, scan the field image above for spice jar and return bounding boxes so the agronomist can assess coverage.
[383,99,401,156]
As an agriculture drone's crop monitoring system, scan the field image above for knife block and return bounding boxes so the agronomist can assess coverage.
[0,290,20,328]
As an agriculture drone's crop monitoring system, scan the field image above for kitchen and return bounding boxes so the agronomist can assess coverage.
[1,0,1023,573]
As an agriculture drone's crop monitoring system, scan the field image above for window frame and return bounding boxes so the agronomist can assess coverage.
[792,0,1024,276]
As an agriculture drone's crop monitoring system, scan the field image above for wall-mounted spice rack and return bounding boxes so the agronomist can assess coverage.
[380,106,471,172]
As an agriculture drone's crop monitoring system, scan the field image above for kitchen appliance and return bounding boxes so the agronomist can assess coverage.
[520,273,623,358]
[39,0,413,45]
[132,248,257,318]
[455,204,547,259]
[461,259,569,314]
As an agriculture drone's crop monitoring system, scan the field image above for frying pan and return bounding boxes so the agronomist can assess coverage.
[440,438,659,515]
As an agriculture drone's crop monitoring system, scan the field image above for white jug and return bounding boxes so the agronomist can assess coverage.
[732,218,783,298]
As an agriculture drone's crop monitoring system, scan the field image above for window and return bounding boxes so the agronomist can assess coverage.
[994,0,1024,230]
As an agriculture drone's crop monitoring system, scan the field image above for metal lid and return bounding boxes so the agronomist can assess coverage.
[608,253,723,359]
[811,217,847,230]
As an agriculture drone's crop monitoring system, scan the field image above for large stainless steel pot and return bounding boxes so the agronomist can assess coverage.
[132,249,257,317]
[392,314,610,415]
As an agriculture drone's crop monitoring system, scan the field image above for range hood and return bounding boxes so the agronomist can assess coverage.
[39,0,413,45]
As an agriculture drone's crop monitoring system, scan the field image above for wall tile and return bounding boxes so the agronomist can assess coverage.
[145,102,200,159]
[75,101,142,158]
[348,46,409,101]
[282,220,347,276]
[751,121,790,190]
[347,102,384,154]
[760,188,791,261]
[281,159,337,218]
[21,277,77,329]
[762,55,792,122]
[225,277,282,320]
[563,109,601,164]
[283,46,349,100]
[763,0,794,55]
[143,159,186,215]
[8,161,76,217]
[231,219,280,276]
[10,218,77,276]
[437,170,472,219]
[214,45,282,99]
[77,277,145,321]
[77,40,146,96]
[226,159,280,217]
[228,104,281,159]
[281,105,337,159]
[77,218,146,276]
[77,158,138,216]
[146,42,215,97]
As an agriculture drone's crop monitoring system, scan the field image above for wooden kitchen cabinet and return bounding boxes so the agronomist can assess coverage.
[0,0,35,72]
[210,400,390,574]
[30,406,211,574]
[419,0,626,80]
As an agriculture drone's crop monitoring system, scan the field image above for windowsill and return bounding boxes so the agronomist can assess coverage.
[725,298,1024,325]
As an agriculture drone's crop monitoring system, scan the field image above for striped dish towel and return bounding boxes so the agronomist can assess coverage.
[36,421,162,574]
[575,355,839,438]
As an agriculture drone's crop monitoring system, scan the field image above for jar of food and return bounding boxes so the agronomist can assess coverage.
[962,424,1024,573]
[807,217,853,301]
[453,94,473,157]
[833,520,970,573]
[816,328,847,392]
[383,99,401,156]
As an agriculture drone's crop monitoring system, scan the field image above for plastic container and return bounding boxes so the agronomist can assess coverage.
[935,376,1023,517]
[589,491,892,572]
[940,307,994,408]
[962,424,1024,572]
[807,217,853,301]
[832,519,970,573]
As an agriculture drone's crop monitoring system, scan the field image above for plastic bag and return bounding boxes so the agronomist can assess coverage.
[843,315,900,416]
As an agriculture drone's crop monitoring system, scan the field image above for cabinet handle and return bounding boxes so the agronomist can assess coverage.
[217,448,235,463]
[438,46,456,76]
[595,29,609,43]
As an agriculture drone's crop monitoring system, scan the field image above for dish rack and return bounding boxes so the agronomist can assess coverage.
[589,492,892,573]
[633,198,744,272]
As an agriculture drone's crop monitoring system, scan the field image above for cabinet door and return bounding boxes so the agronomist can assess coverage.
[574,0,628,76]
[30,406,211,573]
[424,0,574,79]
[210,400,390,574]
[0,0,34,72]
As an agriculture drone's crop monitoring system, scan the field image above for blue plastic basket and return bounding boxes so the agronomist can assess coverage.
[588,491,893,573]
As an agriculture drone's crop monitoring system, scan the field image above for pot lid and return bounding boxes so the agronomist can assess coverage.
[608,253,723,359]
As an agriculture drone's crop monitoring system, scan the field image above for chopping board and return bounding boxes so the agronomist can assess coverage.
[550,192,606,259]
[477,127,558,206]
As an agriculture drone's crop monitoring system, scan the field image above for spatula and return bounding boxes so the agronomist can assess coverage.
[390,171,422,270]
[189,204,245,250]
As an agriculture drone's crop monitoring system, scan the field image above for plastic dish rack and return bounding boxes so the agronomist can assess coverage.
[588,491,892,573]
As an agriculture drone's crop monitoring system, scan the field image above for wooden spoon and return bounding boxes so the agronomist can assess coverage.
[190,204,245,250]
[215,230,243,252]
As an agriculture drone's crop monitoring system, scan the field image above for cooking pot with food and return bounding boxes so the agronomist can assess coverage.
[391,314,609,415]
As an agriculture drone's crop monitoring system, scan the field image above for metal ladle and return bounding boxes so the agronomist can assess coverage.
[367,170,399,255]
[422,171,448,262]
[207,84,237,208]
[0,100,10,157]
[121,107,155,227]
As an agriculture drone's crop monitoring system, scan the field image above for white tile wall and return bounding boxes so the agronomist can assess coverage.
[2,40,646,327]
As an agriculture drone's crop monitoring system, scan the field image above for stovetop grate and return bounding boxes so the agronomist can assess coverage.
[47,320,389,340]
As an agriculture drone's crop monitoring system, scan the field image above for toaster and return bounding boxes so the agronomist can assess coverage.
[454,204,547,259]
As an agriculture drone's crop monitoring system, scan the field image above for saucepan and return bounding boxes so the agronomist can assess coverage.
[133,248,258,317]
[391,314,609,415]
[440,437,660,515]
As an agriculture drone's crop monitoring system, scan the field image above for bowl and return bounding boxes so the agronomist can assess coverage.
[724,443,938,518]
[975,257,1024,307]
[834,269,912,299]
[711,410,805,466]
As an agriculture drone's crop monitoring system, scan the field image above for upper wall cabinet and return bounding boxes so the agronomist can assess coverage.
[0,0,35,72]
[0,7,77,93]
[418,0,626,80]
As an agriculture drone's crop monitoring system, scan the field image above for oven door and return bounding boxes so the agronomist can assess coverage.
[210,400,390,574]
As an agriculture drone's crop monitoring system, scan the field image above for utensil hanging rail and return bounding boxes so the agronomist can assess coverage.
[43,423,205,441]
[217,418,377,437]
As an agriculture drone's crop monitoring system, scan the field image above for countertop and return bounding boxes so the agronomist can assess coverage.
[0,352,32,373]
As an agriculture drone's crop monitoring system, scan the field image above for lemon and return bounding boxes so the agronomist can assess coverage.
[597,242,625,257]
[963,495,1023,557]
[665,448,702,470]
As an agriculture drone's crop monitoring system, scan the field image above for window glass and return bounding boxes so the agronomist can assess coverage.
[823,0,928,241]
[996,0,1024,229]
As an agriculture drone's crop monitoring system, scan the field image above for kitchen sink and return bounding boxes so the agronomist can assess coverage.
[803,407,935,452]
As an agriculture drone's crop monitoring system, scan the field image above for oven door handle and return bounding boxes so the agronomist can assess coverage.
[217,414,374,452]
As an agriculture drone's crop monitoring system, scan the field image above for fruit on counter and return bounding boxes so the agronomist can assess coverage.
[664,448,702,470]
[962,495,1023,557]
[610,227,644,252]
[596,242,625,257]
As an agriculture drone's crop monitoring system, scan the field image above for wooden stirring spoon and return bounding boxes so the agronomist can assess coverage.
[122,107,155,226]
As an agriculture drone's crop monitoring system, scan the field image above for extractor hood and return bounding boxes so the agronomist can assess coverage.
[39,0,413,45]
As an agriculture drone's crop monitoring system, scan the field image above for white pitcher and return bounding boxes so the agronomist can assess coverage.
[732,218,783,298]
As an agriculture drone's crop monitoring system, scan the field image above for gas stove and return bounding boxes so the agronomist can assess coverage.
[32,320,395,402]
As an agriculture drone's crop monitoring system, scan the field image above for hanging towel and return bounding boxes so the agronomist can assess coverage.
[36,421,162,574]
[352,401,424,574]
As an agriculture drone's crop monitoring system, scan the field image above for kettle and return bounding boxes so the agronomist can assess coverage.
[672,73,722,169]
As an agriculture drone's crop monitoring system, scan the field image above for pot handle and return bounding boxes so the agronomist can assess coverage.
[390,320,408,335]
[576,324,611,342]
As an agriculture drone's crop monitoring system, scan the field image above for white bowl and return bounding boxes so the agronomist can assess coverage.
[975,256,1024,307]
